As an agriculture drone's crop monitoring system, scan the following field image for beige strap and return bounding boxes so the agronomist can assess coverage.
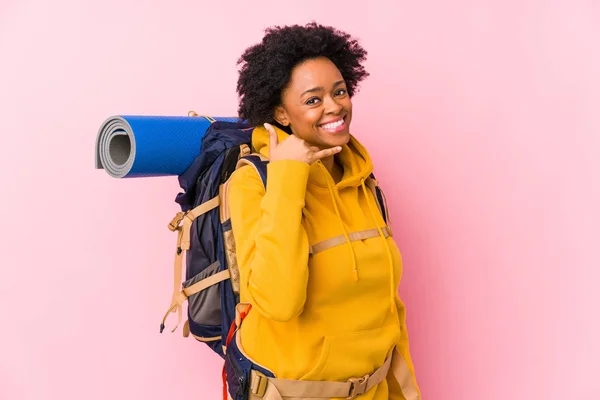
[220,145,256,223]
[248,347,421,400]
[183,320,190,337]
[220,180,232,223]
[250,382,283,400]
[187,195,221,219]
[161,269,230,333]
[182,269,230,297]
[249,354,392,400]
[161,196,221,334]
[188,111,216,123]
[390,348,421,400]
[309,226,392,256]
[160,227,186,333]
[180,196,221,250]
[167,195,220,249]
[240,144,252,157]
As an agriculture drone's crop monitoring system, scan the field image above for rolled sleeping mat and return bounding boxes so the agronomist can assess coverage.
[95,114,241,178]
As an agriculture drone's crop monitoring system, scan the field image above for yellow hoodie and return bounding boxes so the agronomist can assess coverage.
[228,125,420,400]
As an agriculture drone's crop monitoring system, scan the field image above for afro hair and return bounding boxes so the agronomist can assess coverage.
[236,22,369,127]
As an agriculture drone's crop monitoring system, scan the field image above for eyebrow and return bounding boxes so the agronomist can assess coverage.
[301,80,346,97]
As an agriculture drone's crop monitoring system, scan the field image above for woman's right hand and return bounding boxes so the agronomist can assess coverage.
[265,123,342,164]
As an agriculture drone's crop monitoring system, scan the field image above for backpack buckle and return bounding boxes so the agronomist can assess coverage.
[347,374,369,399]
[250,370,268,397]
[168,211,186,231]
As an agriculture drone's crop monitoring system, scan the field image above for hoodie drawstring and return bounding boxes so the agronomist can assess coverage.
[317,163,397,311]
[361,178,397,314]
[318,164,359,280]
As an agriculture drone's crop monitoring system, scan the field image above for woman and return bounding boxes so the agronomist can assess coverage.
[228,22,421,400]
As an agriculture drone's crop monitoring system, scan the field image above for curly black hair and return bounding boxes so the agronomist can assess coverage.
[236,22,369,127]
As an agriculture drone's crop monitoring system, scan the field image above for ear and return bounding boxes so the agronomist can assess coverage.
[273,105,290,127]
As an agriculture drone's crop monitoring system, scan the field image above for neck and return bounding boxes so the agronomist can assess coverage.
[321,155,334,173]
[321,155,343,183]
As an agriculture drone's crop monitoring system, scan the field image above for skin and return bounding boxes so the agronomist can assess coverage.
[267,56,353,183]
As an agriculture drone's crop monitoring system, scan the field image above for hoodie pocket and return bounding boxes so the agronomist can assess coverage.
[300,325,397,381]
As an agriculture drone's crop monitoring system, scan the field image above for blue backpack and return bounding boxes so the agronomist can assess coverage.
[159,120,390,400]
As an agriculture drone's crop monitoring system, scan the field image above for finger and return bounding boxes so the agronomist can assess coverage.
[313,146,343,160]
[264,123,278,149]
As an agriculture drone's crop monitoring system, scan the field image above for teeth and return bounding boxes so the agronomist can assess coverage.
[321,119,344,130]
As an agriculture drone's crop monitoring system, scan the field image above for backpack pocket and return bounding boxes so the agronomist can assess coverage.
[183,260,224,348]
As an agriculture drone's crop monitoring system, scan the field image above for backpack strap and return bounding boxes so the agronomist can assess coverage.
[230,304,420,400]
[235,156,387,222]
[236,153,269,189]
[366,173,391,226]
[229,160,392,258]
[309,226,392,256]
[248,355,390,400]
[247,348,422,400]
[160,196,226,334]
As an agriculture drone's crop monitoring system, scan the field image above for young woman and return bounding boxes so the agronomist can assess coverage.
[228,22,421,400]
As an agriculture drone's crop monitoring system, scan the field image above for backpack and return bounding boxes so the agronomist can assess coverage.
[159,118,391,400]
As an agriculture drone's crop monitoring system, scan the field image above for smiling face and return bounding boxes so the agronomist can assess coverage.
[273,57,353,149]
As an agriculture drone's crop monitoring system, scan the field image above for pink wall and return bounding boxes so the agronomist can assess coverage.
[1,1,599,399]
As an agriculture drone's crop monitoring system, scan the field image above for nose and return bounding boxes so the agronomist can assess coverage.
[324,95,343,115]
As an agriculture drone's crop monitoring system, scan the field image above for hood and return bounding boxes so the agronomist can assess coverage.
[251,125,375,189]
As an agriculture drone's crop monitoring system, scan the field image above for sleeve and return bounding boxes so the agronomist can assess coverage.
[387,295,422,400]
[228,159,311,322]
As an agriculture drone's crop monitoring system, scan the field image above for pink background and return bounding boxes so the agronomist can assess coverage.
[1,0,599,399]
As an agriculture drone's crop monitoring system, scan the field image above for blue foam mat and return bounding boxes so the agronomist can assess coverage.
[95,115,241,178]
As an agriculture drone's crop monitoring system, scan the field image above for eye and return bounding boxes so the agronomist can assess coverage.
[306,97,321,105]
[335,88,347,96]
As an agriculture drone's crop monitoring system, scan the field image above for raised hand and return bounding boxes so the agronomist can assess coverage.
[265,123,342,164]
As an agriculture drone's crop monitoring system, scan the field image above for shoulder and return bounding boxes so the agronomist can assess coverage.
[228,163,266,196]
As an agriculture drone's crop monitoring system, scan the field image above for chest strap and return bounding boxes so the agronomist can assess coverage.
[309,226,393,256]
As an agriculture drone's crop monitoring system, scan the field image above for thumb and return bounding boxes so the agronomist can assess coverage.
[264,123,278,149]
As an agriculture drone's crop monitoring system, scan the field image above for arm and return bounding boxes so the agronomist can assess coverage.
[228,159,311,322]
[388,296,422,400]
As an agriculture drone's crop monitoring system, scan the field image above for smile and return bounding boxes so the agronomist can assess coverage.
[319,116,346,133]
